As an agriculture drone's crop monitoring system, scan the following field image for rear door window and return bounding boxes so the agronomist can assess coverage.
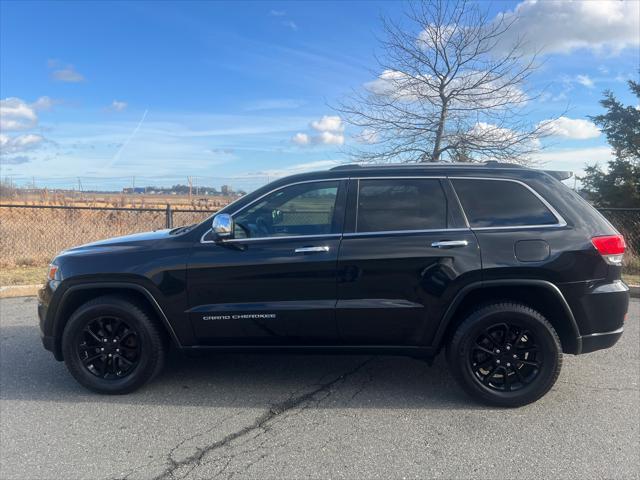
[356,178,447,232]
[451,179,559,228]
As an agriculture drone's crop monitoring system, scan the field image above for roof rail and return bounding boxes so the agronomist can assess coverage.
[330,164,363,171]
[329,161,526,171]
[484,160,525,168]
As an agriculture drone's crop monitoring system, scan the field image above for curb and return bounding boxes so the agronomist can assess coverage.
[630,285,640,298]
[0,284,42,299]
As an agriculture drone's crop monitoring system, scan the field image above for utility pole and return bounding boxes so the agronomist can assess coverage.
[188,176,193,202]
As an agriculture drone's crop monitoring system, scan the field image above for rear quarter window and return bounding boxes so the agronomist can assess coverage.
[451,178,559,228]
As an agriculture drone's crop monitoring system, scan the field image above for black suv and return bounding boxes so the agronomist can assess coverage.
[38,163,630,406]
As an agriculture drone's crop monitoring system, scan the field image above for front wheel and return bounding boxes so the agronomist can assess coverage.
[62,295,166,394]
[447,302,562,407]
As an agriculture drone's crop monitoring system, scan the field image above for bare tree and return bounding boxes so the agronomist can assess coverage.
[337,0,554,164]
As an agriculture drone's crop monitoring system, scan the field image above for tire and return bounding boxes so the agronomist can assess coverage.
[447,302,562,407]
[62,295,167,394]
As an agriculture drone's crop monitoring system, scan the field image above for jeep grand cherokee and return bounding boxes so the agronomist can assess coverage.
[38,162,630,406]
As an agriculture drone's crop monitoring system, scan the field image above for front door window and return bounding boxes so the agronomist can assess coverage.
[233,181,340,238]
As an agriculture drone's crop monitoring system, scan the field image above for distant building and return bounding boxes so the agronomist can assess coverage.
[221,184,233,196]
[122,187,146,194]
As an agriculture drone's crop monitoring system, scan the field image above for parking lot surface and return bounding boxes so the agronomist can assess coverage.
[1,296,638,480]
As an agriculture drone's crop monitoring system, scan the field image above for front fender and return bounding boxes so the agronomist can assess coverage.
[45,279,189,360]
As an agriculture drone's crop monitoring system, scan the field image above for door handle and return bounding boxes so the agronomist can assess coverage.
[294,246,330,253]
[431,240,469,249]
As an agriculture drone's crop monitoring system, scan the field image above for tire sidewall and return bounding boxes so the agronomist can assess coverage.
[62,301,158,394]
[450,306,561,407]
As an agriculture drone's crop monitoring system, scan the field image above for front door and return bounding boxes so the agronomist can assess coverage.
[336,177,481,346]
[188,179,347,345]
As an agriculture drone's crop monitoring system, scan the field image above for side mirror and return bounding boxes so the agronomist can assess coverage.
[212,213,233,240]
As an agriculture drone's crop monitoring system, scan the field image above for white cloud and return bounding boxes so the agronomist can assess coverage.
[52,67,85,82]
[469,122,521,143]
[48,60,85,82]
[310,115,344,133]
[291,132,310,145]
[31,96,55,111]
[0,97,38,131]
[317,131,344,145]
[499,0,640,55]
[293,115,346,146]
[365,69,526,108]
[0,133,46,154]
[269,10,286,16]
[110,100,128,112]
[365,70,415,99]
[539,117,600,140]
[282,20,298,31]
[576,75,595,88]
[531,146,614,175]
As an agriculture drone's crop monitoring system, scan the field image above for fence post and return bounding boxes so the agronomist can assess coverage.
[165,204,173,228]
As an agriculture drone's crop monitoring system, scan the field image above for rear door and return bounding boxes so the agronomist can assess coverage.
[336,177,481,346]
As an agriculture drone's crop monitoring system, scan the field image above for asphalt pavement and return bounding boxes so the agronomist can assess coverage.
[1,296,638,480]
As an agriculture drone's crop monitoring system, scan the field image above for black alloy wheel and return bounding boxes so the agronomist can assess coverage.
[77,316,141,379]
[448,302,562,407]
[469,323,542,393]
[62,295,167,394]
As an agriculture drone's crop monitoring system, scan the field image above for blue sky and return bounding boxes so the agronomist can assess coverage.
[1,0,638,191]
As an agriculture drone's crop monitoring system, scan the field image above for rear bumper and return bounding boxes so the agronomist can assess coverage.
[579,326,624,354]
[560,280,629,354]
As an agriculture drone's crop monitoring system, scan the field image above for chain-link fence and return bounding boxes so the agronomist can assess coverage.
[0,205,216,268]
[1,204,639,278]
[599,208,640,278]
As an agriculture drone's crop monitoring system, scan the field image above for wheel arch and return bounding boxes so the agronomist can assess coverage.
[51,283,182,360]
[434,280,582,355]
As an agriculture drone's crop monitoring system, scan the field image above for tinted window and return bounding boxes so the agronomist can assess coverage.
[233,181,339,238]
[452,179,558,228]
[356,179,447,232]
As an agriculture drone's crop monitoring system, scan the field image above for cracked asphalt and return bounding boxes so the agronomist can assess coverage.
[0,296,638,480]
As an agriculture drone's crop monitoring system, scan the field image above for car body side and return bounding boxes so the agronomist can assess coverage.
[38,166,629,361]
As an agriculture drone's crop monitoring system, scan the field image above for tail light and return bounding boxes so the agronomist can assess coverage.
[591,235,626,265]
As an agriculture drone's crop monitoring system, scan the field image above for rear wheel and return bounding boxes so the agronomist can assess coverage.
[447,302,562,407]
[62,295,166,394]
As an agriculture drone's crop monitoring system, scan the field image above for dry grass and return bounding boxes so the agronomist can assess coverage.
[624,274,640,286]
[0,203,218,268]
[0,265,46,286]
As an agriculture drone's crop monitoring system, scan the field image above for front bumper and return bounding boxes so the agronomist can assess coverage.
[37,294,54,351]
[38,283,63,360]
